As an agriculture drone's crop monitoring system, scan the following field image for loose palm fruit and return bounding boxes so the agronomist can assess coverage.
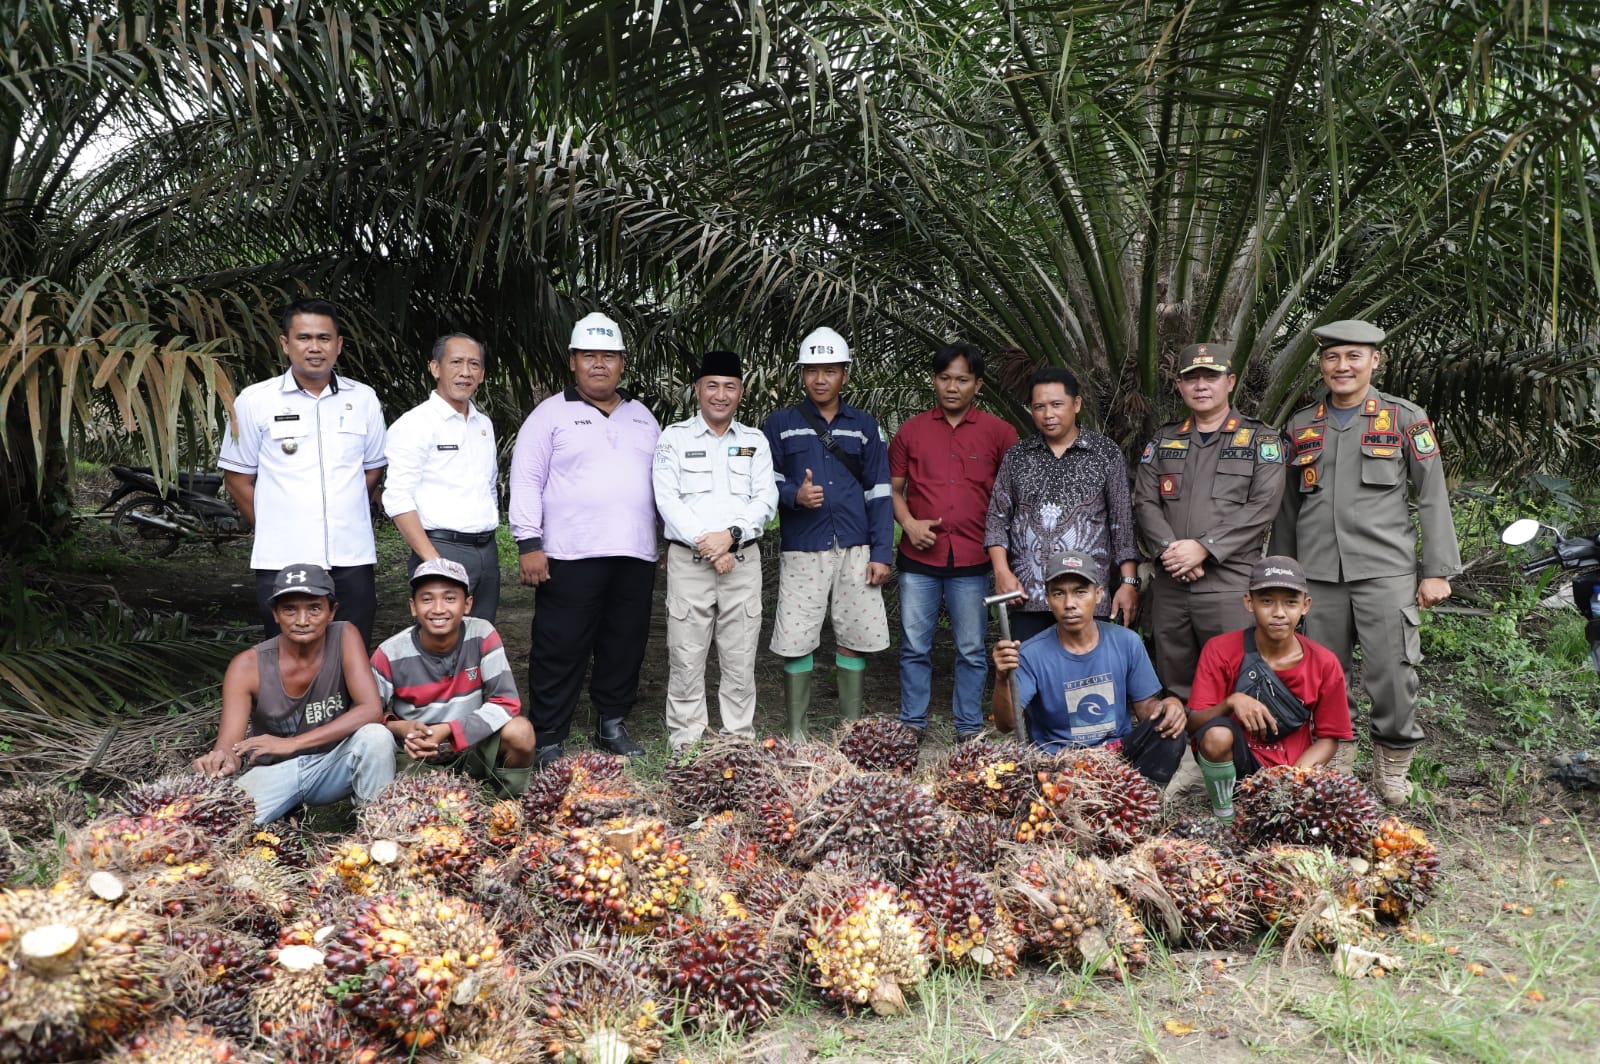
[120,1016,264,1063]
[903,864,1020,975]
[525,930,665,1064]
[0,887,165,1062]
[803,878,932,1015]
[1116,838,1257,947]
[544,819,692,932]
[1249,844,1373,950]
[323,889,505,1049]
[934,739,1038,818]
[789,773,945,882]
[1003,848,1148,974]
[658,916,790,1029]
[1232,765,1380,856]
[110,773,256,846]
[1016,751,1160,854]
[1363,817,1441,922]
[837,717,922,775]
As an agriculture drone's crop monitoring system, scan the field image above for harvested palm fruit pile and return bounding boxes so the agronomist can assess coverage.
[0,723,1440,1062]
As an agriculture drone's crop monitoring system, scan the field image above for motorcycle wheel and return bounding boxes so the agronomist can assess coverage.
[111,494,186,559]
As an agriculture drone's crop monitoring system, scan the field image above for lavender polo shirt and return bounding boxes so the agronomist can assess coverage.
[509,386,661,562]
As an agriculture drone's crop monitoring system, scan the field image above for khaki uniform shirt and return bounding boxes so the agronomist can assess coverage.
[1133,410,1285,591]
[1269,388,1461,582]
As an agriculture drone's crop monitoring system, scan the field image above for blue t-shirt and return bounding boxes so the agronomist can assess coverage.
[1013,622,1162,752]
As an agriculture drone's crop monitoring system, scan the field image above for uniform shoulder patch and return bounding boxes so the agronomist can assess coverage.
[1140,441,1155,464]
[1256,436,1283,464]
[1406,420,1439,460]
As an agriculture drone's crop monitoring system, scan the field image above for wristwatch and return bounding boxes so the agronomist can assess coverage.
[727,525,743,550]
[1120,575,1140,587]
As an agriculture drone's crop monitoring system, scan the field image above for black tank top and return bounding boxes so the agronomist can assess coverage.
[250,621,352,762]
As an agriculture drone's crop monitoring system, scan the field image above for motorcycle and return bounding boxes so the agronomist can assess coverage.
[1500,517,1600,788]
[100,465,249,558]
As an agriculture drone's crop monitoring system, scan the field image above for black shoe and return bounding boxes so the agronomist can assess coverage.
[535,743,565,769]
[955,730,985,746]
[596,719,646,759]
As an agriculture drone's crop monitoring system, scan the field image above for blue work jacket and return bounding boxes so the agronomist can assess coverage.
[762,398,895,566]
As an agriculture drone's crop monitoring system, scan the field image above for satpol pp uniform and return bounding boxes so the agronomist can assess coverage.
[1133,344,1285,700]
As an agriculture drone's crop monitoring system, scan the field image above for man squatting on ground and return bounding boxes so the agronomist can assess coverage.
[653,350,779,750]
[1133,343,1285,702]
[193,564,395,824]
[889,343,1017,743]
[220,299,387,647]
[511,312,660,764]
[1186,555,1354,820]
[370,558,537,798]
[763,327,896,742]
[990,550,1188,785]
[382,333,503,621]
[986,366,1141,645]
[1270,319,1462,806]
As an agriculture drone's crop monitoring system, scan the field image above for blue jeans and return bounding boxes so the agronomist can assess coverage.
[897,572,990,734]
[235,723,396,824]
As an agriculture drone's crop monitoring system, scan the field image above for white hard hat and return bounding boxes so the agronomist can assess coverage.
[569,312,626,352]
[797,326,851,365]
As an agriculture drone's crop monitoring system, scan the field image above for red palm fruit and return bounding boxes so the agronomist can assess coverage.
[837,717,922,775]
[1232,765,1381,856]
[803,877,932,1015]
[1002,847,1148,974]
[903,864,1020,976]
[788,773,945,882]
[657,916,790,1029]
[934,739,1038,818]
[1017,750,1160,854]
[1363,817,1442,922]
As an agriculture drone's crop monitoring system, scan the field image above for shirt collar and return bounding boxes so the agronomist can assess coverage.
[426,390,478,421]
[563,384,636,408]
[925,405,979,426]
[278,367,342,397]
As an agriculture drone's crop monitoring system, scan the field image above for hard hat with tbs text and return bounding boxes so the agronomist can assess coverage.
[796,326,851,365]
[569,312,626,352]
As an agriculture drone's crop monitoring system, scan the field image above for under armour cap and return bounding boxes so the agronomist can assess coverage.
[1176,342,1235,375]
[797,326,851,365]
[569,311,626,352]
[410,557,471,593]
[1248,555,1309,595]
[268,563,336,602]
[1311,319,1386,348]
[1043,550,1103,586]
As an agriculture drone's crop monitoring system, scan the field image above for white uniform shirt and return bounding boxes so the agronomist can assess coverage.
[219,370,387,569]
[381,392,499,534]
[653,414,779,547]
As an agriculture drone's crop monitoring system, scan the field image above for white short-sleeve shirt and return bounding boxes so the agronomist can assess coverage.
[381,392,499,534]
[219,369,387,569]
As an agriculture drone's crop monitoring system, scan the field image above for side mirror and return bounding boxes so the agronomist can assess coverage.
[1501,518,1543,546]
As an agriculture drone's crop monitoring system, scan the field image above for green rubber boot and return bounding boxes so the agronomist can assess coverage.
[836,653,866,722]
[490,765,532,800]
[783,662,813,743]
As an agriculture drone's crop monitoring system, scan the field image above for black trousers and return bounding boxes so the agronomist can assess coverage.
[253,564,377,649]
[1117,715,1188,787]
[527,556,656,745]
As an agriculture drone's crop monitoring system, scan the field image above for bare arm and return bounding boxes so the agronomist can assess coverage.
[391,511,440,562]
[224,471,257,529]
[1294,736,1337,769]
[364,465,385,505]
[1131,693,1187,739]
[234,626,388,761]
[991,639,1020,734]
[194,650,258,777]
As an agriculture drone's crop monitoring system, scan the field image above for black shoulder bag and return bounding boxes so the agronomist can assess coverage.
[795,403,867,486]
[1235,628,1313,734]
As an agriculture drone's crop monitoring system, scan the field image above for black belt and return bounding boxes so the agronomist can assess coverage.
[668,539,750,561]
[426,528,497,547]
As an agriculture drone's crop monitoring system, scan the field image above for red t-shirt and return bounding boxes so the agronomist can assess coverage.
[1188,630,1354,767]
[888,406,1018,569]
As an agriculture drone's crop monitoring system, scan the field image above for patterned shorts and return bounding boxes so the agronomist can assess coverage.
[769,544,890,657]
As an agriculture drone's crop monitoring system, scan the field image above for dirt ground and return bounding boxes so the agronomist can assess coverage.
[52,490,1600,1062]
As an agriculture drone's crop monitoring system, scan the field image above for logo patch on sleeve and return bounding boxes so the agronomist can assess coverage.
[1256,436,1283,464]
[1406,421,1439,459]
[1140,441,1155,464]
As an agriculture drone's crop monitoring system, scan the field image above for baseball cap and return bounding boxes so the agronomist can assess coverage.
[268,563,336,602]
[410,557,471,593]
[1248,555,1308,595]
[1176,342,1234,375]
[1043,550,1103,586]
[1311,319,1386,347]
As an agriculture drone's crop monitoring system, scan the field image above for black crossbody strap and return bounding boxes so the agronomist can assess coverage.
[795,403,867,486]
[1236,628,1312,729]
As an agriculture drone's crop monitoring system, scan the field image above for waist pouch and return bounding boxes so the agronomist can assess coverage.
[1235,628,1312,734]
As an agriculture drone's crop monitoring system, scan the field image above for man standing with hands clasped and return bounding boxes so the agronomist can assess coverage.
[1270,320,1461,806]
[763,327,895,741]
[653,351,778,750]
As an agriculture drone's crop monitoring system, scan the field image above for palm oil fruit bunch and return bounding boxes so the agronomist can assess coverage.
[110,773,257,847]
[545,818,691,932]
[789,773,945,881]
[1018,750,1160,854]
[837,717,923,775]
[313,838,406,899]
[1125,838,1256,948]
[485,799,525,849]
[1004,849,1148,974]
[1248,844,1373,949]
[934,739,1037,818]
[803,878,932,1015]
[0,887,165,1062]
[1363,817,1441,922]
[658,916,791,1029]
[164,924,268,1040]
[526,932,665,1064]
[903,864,1019,975]
[941,814,1008,872]
[360,774,486,835]
[118,1016,264,1063]
[664,736,787,819]
[538,752,659,829]
[0,782,88,847]
[322,889,504,1050]
[1233,765,1381,856]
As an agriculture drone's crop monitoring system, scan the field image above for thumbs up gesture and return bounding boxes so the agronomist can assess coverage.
[905,514,942,551]
[796,467,825,509]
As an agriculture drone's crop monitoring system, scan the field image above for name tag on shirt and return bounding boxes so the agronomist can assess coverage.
[273,414,301,422]
[686,450,707,458]
[436,444,459,451]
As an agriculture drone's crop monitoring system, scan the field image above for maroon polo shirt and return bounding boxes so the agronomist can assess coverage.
[889,406,1019,573]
